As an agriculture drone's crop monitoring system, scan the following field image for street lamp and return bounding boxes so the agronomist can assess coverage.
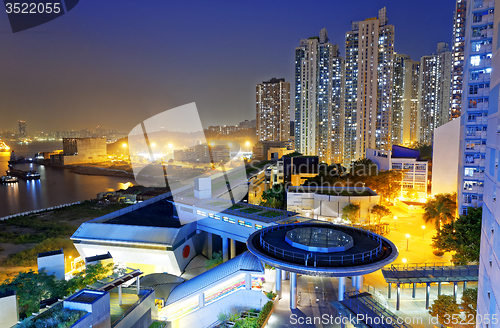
[394,216,397,230]
[422,225,426,240]
[245,141,250,151]
[406,234,410,251]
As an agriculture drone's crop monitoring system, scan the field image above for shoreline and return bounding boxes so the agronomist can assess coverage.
[40,162,135,179]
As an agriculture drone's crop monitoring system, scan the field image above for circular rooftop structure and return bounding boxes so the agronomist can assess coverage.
[285,227,353,253]
[247,222,398,277]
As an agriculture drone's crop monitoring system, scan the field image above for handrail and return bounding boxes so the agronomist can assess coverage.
[258,223,383,267]
[343,291,412,328]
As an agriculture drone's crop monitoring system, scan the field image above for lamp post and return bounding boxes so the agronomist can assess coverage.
[422,225,426,240]
[406,234,410,251]
[394,216,397,230]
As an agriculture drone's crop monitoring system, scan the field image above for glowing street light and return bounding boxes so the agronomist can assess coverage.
[422,225,426,240]
[168,143,173,148]
[122,143,127,148]
[245,141,251,151]
[406,234,410,251]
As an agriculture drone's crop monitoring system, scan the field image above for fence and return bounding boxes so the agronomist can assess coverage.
[259,222,383,267]
[0,201,81,221]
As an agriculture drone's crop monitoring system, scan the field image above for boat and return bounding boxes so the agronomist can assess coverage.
[6,169,40,180]
[8,151,28,164]
[0,175,18,183]
[0,141,10,153]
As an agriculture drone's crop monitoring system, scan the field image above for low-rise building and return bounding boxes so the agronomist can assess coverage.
[286,186,380,223]
[50,138,107,165]
[174,144,229,163]
[367,145,429,200]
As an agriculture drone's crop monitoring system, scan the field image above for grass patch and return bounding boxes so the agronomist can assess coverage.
[149,322,167,328]
[208,201,227,207]
[238,208,262,214]
[19,303,87,328]
[229,204,244,210]
[259,211,282,218]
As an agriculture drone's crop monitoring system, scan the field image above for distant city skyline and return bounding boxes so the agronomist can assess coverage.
[0,1,455,133]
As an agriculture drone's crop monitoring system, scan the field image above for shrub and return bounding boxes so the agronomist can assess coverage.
[265,291,277,300]
[256,301,273,327]
[433,250,445,257]
[205,251,223,270]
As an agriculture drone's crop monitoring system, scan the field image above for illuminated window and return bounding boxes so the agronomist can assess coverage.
[209,213,214,218]
[214,215,221,220]
[238,220,245,226]
[245,222,252,228]
[222,216,229,222]
[229,218,236,224]
[196,210,207,217]
[255,224,263,230]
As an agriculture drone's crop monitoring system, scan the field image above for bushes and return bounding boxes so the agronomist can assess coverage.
[256,301,273,327]
[18,303,87,328]
[433,250,444,257]
[205,251,223,270]
[2,238,78,267]
[265,291,277,300]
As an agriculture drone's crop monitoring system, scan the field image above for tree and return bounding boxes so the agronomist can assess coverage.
[369,170,403,204]
[370,205,391,224]
[205,250,223,270]
[423,193,457,231]
[342,203,360,224]
[260,184,285,209]
[429,294,460,326]
[461,288,478,318]
[432,207,481,264]
[405,188,419,201]
[0,270,67,318]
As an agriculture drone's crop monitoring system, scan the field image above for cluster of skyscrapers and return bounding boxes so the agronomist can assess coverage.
[256,7,457,168]
[254,2,500,318]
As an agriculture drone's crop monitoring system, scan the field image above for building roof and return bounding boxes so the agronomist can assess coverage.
[38,249,63,258]
[166,251,264,305]
[71,221,180,247]
[85,252,112,263]
[140,273,185,300]
[101,198,181,228]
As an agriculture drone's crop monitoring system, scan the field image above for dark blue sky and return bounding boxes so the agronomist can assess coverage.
[0,0,456,133]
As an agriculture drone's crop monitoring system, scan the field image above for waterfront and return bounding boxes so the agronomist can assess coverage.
[0,141,135,217]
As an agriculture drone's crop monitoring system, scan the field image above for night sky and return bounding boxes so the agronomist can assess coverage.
[0,0,456,133]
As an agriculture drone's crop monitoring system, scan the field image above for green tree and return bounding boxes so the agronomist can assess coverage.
[370,205,391,224]
[342,203,360,224]
[432,207,481,264]
[429,294,460,326]
[423,193,457,231]
[368,170,403,204]
[461,288,478,318]
[205,250,223,270]
[260,184,285,209]
[405,188,419,201]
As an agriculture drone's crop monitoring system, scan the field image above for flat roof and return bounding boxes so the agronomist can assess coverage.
[99,198,181,228]
[38,249,63,258]
[174,195,296,223]
[66,290,106,304]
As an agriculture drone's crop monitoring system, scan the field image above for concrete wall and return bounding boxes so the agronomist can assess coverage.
[0,292,17,328]
[37,252,65,280]
[432,118,460,195]
[114,290,156,328]
[287,191,380,222]
[63,138,107,164]
[65,291,111,328]
[170,288,268,328]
